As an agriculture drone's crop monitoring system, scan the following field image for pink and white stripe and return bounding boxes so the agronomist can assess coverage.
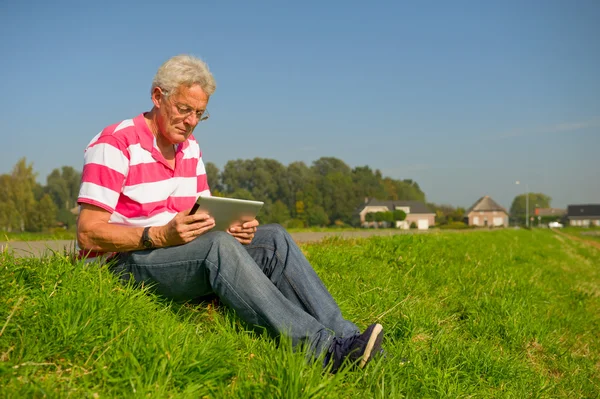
[78,113,210,236]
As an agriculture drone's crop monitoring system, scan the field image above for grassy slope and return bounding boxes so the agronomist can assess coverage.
[1,229,598,398]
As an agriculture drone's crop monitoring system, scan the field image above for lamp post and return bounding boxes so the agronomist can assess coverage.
[515,181,529,228]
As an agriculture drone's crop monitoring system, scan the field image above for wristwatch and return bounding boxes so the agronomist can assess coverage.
[141,226,154,249]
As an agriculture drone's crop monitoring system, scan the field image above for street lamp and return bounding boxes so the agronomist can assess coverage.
[515,181,529,228]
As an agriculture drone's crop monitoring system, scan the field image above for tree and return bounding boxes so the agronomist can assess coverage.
[5,158,38,231]
[510,193,552,222]
[204,162,223,194]
[45,166,81,228]
[0,200,19,232]
[435,209,447,225]
[365,212,374,226]
[46,166,81,209]
[39,194,58,229]
[449,207,465,223]
[374,212,385,228]
[381,177,426,202]
[229,188,255,200]
[221,158,290,205]
[429,203,464,225]
[312,157,355,224]
[392,209,406,224]
[382,211,394,227]
[352,166,386,204]
[268,200,291,224]
[26,194,57,232]
[286,162,315,218]
[306,205,329,227]
[0,155,430,233]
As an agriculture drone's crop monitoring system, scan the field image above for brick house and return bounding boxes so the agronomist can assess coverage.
[465,196,509,227]
[355,198,435,230]
[565,204,600,227]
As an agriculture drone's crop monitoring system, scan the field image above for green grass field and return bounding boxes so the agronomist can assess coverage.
[1,229,599,398]
[1,230,76,242]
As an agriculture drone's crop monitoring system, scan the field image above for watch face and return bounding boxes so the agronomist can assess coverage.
[143,239,153,249]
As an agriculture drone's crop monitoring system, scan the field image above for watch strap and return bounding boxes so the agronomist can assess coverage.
[142,226,154,248]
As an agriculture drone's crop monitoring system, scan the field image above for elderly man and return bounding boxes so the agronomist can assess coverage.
[77,54,383,373]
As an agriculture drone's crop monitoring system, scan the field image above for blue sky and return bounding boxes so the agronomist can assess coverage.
[1,0,598,209]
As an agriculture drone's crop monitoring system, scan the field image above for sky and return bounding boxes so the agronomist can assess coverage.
[0,0,598,210]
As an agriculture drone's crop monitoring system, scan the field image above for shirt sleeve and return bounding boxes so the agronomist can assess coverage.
[77,135,130,213]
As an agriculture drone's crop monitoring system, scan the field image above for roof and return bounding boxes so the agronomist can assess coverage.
[357,199,433,214]
[535,208,566,217]
[466,196,507,214]
[566,204,600,218]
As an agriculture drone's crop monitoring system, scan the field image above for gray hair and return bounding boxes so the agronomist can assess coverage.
[151,54,216,97]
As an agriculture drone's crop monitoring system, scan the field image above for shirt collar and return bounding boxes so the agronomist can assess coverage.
[134,112,191,158]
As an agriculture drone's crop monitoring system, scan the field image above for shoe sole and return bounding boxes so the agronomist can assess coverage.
[359,323,383,368]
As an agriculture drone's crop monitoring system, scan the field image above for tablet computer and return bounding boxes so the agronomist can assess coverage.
[189,196,264,231]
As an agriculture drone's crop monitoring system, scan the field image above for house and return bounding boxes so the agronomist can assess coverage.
[356,198,435,230]
[533,207,566,225]
[534,208,566,217]
[565,204,600,227]
[465,196,509,227]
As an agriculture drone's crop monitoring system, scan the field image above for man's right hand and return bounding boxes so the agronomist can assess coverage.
[158,210,215,246]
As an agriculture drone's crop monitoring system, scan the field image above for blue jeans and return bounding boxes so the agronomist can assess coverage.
[110,224,359,358]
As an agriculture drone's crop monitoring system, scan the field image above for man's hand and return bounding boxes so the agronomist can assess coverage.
[227,219,259,245]
[157,210,215,246]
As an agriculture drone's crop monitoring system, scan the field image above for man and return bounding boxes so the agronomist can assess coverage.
[77,54,383,373]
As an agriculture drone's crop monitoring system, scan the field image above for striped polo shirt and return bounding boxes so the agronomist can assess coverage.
[77,113,210,255]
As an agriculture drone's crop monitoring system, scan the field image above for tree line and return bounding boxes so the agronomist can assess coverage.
[0,159,81,232]
[206,157,426,227]
[0,156,427,232]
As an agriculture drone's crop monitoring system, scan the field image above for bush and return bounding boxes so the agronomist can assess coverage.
[410,222,417,229]
[393,210,406,221]
[333,220,347,228]
[439,221,470,230]
[285,218,305,229]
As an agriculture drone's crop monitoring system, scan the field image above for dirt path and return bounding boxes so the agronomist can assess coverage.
[552,229,600,250]
[0,229,434,258]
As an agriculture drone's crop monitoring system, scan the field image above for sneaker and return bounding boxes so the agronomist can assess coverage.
[324,323,384,373]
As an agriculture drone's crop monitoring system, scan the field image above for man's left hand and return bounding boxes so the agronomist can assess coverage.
[228,219,259,245]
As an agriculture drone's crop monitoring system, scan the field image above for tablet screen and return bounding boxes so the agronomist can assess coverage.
[189,196,264,231]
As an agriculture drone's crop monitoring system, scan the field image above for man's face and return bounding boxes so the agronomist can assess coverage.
[154,84,209,144]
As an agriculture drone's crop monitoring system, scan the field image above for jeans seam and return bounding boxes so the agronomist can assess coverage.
[284,272,318,315]
[248,243,318,317]
[203,258,272,329]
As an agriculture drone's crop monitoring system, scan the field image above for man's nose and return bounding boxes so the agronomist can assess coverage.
[184,113,200,126]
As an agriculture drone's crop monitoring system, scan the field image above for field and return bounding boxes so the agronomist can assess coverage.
[562,227,600,244]
[1,229,599,398]
[1,230,76,242]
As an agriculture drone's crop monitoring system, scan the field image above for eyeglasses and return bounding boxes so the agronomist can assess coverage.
[161,89,210,122]
[173,102,210,122]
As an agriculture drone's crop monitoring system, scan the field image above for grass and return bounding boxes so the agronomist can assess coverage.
[286,226,362,233]
[1,230,76,242]
[1,229,599,398]
[561,227,600,244]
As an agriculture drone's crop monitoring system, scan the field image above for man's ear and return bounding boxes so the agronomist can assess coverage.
[151,87,163,108]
